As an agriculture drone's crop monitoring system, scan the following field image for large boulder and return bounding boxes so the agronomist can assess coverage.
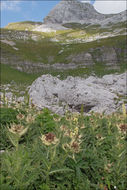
[28,72,126,115]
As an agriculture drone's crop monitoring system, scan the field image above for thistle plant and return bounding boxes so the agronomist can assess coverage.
[40,132,59,146]
[39,132,61,183]
[122,103,126,117]
[26,114,35,123]
[8,123,28,149]
[1,146,39,190]
[1,96,127,189]
[16,113,25,120]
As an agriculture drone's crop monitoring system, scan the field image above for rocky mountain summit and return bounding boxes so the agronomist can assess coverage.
[43,0,126,26]
[29,72,127,115]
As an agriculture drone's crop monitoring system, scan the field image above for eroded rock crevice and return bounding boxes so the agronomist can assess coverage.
[68,104,95,113]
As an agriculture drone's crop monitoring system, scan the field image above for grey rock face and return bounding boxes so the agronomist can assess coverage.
[91,47,118,66]
[67,52,94,65]
[44,0,109,24]
[43,0,126,26]
[1,45,124,73]
[28,72,126,115]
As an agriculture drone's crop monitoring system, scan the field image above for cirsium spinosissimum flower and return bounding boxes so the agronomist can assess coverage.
[8,124,28,137]
[40,133,59,146]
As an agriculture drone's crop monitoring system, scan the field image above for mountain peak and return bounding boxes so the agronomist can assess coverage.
[43,0,111,24]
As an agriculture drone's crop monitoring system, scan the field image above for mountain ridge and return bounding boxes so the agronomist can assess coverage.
[43,0,126,26]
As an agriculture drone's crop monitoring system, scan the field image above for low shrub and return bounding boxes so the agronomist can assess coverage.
[0,108,19,149]
[0,107,18,126]
[35,108,57,134]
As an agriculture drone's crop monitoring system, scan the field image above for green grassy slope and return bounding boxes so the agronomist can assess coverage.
[1,29,126,64]
[1,21,126,87]
[4,21,42,31]
[1,64,39,85]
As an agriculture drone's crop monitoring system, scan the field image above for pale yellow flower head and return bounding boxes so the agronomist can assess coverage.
[69,127,79,139]
[60,125,67,131]
[70,140,81,153]
[8,124,28,137]
[117,123,127,134]
[122,103,126,117]
[26,114,35,123]
[70,131,75,138]
[62,140,81,153]
[74,127,78,134]
[16,113,25,120]
[40,133,59,146]
[96,134,105,141]
[54,117,61,122]
[73,117,78,123]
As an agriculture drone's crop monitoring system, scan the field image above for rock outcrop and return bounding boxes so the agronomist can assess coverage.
[29,72,126,115]
[43,0,126,26]
[44,0,109,24]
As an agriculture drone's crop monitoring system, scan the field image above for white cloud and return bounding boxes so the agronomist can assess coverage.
[93,0,126,14]
[81,0,91,3]
[1,0,21,11]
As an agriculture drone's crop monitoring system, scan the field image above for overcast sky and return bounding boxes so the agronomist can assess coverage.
[1,0,126,27]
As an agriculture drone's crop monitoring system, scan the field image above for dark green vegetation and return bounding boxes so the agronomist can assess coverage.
[0,107,19,149]
[0,64,41,94]
[1,20,126,87]
[1,64,40,85]
[1,26,126,86]
[0,99,127,190]
[1,28,126,64]
[0,107,18,126]
[1,62,126,89]
[63,21,126,35]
